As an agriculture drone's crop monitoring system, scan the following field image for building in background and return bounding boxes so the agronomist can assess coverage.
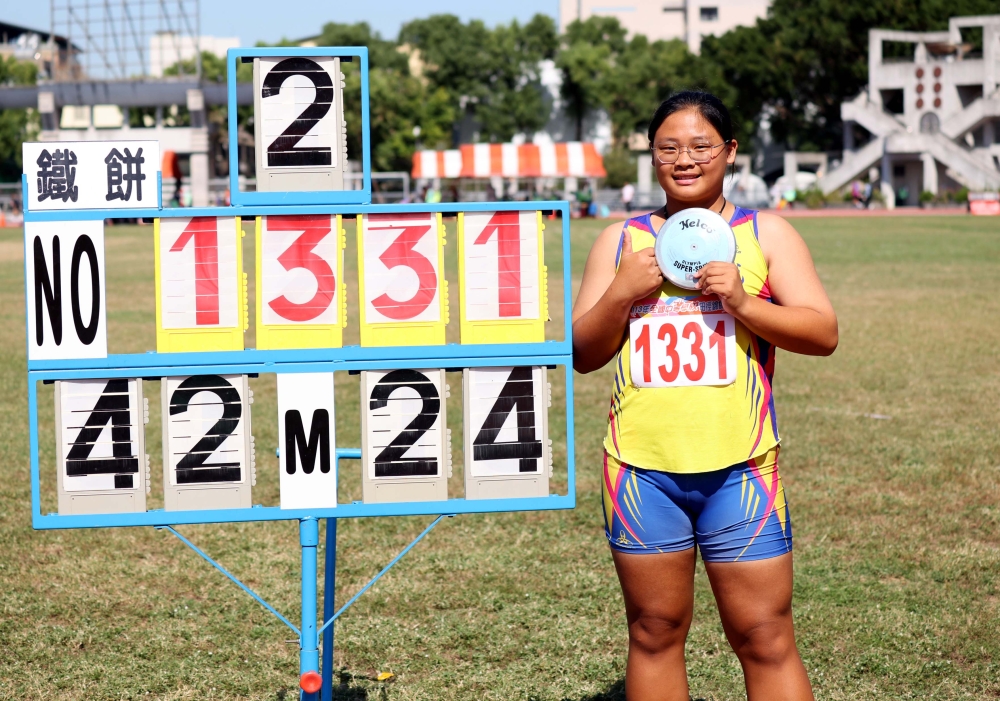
[820,15,1000,205]
[149,32,239,77]
[0,1,249,207]
[558,0,769,53]
[0,20,81,81]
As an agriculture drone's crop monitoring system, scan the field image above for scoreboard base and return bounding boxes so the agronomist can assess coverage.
[259,170,344,192]
[155,328,246,353]
[164,487,251,512]
[464,474,549,500]
[359,323,446,347]
[362,479,447,504]
[58,491,141,515]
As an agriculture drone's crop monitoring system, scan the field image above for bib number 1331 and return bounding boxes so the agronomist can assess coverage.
[630,313,737,388]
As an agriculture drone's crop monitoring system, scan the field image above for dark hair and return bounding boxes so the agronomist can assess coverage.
[647,91,734,145]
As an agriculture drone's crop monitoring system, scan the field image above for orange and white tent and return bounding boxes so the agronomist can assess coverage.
[411,142,606,179]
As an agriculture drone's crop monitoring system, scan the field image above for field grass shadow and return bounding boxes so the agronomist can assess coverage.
[568,680,713,701]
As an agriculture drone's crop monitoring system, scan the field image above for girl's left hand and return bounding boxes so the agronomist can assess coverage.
[694,262,749,315]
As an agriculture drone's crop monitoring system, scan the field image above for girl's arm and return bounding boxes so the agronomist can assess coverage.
[694,212,838,356]
[572,223,664,373]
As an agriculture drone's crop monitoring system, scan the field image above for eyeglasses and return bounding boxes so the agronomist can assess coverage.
[651,141,730,165]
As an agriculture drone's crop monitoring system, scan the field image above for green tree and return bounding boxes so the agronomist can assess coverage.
[399,14,557,143]
[474,15,558,141]
[0,56,38,182]
[605,35,692,144]
[556,16,627,141]
[315,21,409,72]
[317,21,454,170]
[340,63,455,172]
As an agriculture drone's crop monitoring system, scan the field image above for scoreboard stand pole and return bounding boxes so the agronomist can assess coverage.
[321,516,337,701]
[154,448,449,700]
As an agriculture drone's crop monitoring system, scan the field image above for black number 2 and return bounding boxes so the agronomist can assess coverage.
[370,369,440,478]
[262,57,333,167]
[169,375,242,484]
[473,367,542,472]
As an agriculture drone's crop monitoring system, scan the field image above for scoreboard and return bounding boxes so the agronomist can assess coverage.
[22,46,576,532]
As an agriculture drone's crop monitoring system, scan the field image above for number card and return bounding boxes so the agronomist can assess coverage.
[360,369,449,503]
[629,302,737,388]
[277,373,337,510]
[25,220,107,361]
[23,140,159,211]
[358,213,448,347]
[154,217,247,353]
[161,375,255,511]
[54,378,149,514]
[458,211,547,344]
[253,56,348,192]
[463,367,551,500]
[256,214,347,349]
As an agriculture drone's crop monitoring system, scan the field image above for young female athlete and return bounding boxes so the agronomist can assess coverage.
[572,92,838,701]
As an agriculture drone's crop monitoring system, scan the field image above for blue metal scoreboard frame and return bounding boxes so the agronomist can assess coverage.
[21,46,576,698]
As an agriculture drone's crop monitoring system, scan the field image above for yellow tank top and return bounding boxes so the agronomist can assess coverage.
[603,207,779,473]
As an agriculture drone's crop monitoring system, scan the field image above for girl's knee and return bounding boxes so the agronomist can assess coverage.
[731,618,798,667]
[628,611,690,656]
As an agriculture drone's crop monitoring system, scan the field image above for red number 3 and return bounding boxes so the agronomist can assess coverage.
[267,215,336,322]
[371,225,437,320]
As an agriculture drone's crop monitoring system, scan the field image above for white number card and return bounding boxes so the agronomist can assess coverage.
[629,298,736,388]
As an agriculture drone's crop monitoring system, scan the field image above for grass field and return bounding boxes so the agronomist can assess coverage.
[1,214,999,701]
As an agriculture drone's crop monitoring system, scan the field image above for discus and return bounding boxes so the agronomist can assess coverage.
[654,208,737,290]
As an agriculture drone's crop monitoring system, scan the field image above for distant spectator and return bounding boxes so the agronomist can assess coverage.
[897,186,909,207]
[577,186,593,218]
[621,181,635,213]
[851,180,864,209]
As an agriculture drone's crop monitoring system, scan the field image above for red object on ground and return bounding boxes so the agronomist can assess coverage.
[300,670,322,693]
[970,200,1000,215]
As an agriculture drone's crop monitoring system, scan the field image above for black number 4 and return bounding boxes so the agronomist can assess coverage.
[473,367,542,472]
[65,379,138,482]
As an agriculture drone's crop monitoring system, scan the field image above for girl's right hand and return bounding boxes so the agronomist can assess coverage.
[610,230,664,304]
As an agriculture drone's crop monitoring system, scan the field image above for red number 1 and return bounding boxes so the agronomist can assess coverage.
[635,323,651,383]
[267,215,335,322]
[474,211,522,317]
[170,217,219,326]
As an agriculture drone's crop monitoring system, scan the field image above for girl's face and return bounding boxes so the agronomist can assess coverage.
[651,107,738,205]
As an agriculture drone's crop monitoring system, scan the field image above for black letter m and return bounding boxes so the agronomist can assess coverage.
[285,409,330,475]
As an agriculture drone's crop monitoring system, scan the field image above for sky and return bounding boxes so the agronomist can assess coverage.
[5,0,561,46]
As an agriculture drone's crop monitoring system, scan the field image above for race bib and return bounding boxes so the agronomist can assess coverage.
[629,298,737,388]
